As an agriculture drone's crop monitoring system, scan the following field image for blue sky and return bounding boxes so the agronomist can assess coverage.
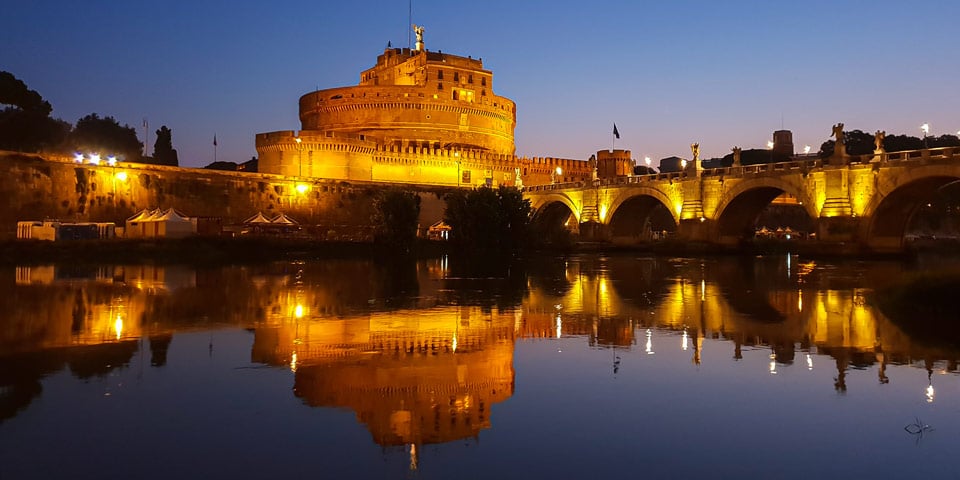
[3,0,959,168]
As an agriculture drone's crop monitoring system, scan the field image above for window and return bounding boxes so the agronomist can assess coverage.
[454,72,459,82]
[438,83,443,90]
[437,70,444,80]
[468,74,473,84]
[452,90,458,100]
[481,77,486,86]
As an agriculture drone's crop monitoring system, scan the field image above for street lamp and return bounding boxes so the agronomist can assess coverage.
[921,123,930,148]
[294,136,303,176]
[555,166,563,184]
[803,145,811,154]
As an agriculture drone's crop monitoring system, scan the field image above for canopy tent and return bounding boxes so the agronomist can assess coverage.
[243,212,273,225]
[125,208,195,238]
[271,213,299,225]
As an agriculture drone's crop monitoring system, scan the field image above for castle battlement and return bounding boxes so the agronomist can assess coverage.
[256,32,596,187]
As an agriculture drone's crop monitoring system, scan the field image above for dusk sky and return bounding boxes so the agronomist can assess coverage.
[4,0,959,168]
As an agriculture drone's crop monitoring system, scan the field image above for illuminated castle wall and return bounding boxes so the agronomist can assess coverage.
[256,34,595,187]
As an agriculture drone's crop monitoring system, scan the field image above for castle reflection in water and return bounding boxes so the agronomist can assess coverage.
[2,256,957,450]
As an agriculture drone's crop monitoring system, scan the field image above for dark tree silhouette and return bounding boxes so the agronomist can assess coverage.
[0,71,69,152]
[444,186,532,252]
[372,188,422,253]
[69,113,142,161]
[151,125,179,166]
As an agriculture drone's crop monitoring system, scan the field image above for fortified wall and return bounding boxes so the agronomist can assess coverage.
[256,32,598,190]
[0,151,451,239]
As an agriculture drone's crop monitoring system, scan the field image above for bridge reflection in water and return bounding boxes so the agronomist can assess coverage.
[2,257,957,457]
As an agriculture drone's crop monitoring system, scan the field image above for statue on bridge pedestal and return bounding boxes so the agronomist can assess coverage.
[874,130,886,152]
[871,130,886,163]
[732,146,742,167]
[690,143,700,162]
[830,122,847,162]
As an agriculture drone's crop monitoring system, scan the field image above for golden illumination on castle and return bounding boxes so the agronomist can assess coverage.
[256,26,594,187]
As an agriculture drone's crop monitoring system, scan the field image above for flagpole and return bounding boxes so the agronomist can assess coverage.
[213,134,218,163]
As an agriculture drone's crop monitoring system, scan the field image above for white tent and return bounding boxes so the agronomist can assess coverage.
[271,213,299,225]
[243,212,273,225]
[125,209,155,238]
[149,208,195,238]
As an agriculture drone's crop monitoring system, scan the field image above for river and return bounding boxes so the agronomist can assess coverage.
[0,254,958,479]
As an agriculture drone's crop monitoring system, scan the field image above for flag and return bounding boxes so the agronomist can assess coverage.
[213,135,217,147]
[613,124,620,139]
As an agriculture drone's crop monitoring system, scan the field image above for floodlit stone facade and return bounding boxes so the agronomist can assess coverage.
[256,37,594,187]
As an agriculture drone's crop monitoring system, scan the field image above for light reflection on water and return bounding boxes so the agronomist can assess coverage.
[1,255,959,479]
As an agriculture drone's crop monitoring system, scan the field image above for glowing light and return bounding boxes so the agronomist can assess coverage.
[114,314,123,340]
[555,166,563,176]
[294,137,302,144]
[555,313,562,339]
[88,153,101,165]
[767,141,774,149]
[806,354,813,370]
[294,304,304,318]
[645,329,654,354]
[769,353,777,374]
[797,289,803,313]
[106,155,117,166]
[680,159,687,169]
[699,216,705,223]
[115,171,128,181]
[926,384,935,403]
[295,183,310,194]
[73,152,84,163]
[452,333,458,352]
[290,351,298,372]
[700,279,705,301]
[803,145,811,154]
[682,330,688,351]
[920,123,930,135]
[599,204,608,222]
[644,156,651,166]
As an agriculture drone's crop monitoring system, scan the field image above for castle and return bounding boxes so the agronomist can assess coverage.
[256,27,617,187]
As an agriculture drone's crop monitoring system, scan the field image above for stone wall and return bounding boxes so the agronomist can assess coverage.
[0,151,451,239]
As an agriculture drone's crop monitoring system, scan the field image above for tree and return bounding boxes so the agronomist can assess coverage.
[444,186,532,253]
[0,71,51,115]
[69,113,142,161]
[0,71,69,152]
[151,125,179,166]
[372,189,422,253]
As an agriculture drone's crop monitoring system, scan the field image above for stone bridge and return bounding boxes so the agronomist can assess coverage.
[524,147,960,253]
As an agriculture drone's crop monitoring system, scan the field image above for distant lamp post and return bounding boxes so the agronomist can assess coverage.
[767,141,774,149]
[295,183,310,195]
[803,145,811,154]
[88,153,101,165]
[73,152,84,163]
[644,156,651,171]
[921,123,930,148]
[106,155,117,167]
[294,136,303,176]
[555,166,563,183]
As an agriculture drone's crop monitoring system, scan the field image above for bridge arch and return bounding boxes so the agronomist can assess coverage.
[860,165,960,250]
[714,176,817,242]
[530,194,581,238]
[606,187,679,241]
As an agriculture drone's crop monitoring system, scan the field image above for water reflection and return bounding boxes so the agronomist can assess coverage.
[2,256,959,438]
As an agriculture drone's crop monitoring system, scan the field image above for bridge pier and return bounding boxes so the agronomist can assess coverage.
[578,221,609,242]
[677,219,715,243]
